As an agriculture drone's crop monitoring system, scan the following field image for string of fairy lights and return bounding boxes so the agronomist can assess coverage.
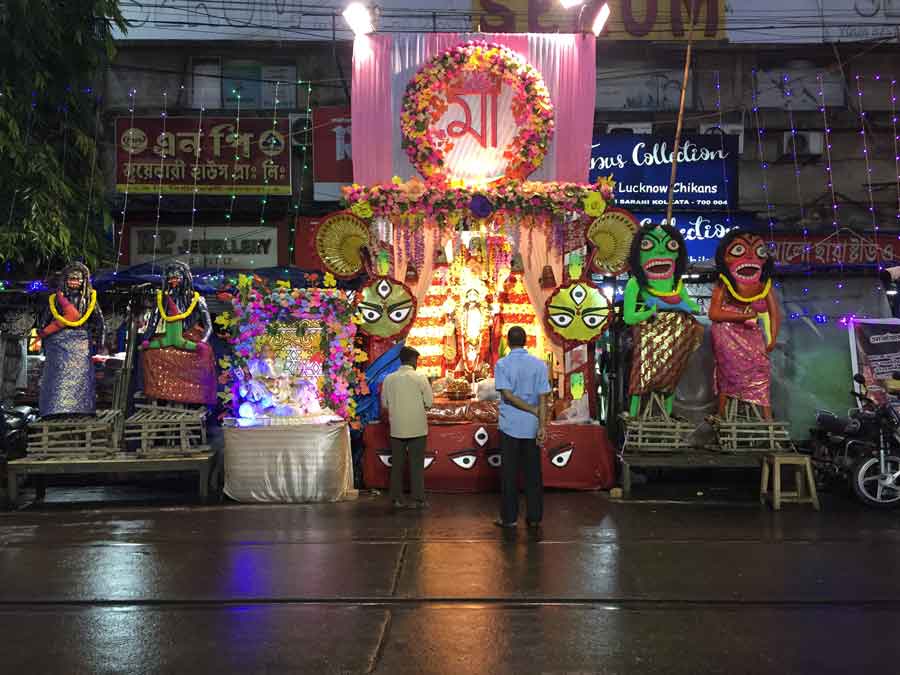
[893,78,900,232]
[750,69,776,250]
[113,88,137,276]
[855,75,882,275]
[817,73,845,293]
[150,90,169,275]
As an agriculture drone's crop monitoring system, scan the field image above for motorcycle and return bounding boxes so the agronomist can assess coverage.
[0,405,37,462]
[811,373,900,508]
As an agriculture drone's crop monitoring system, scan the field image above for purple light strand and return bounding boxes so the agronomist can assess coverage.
[714,71,733,228]
[783,74,809,277]
[114,89,137,275]
[751,69,776,248]
[186,104,204,257]
[855,75,881,273]
[892,78,900,231]
[818,73,844,280]
[150,90,168,275]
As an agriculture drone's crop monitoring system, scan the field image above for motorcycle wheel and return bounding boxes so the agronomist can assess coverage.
[851,455,900,508]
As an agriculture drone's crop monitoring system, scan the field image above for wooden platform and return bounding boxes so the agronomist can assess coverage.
[5,451,219,508]
[26,410,121,459]
[620,450,764,499]
[124,403,209,458]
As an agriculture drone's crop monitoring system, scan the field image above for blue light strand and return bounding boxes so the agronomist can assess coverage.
[751,69,776,249]
[892,78,900,231]
[783,73,811,286]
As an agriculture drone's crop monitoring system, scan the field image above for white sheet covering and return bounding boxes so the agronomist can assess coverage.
[224,423,357,503]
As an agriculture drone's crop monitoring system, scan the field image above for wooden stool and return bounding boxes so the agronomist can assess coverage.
[760,453,820,511]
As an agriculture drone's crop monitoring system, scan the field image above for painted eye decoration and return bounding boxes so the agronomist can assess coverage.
[355,276,418,339]
[423,455,435,470]
[640,238,654,251]
[388,305,413,323]
[487,452,502,468]
[377,453,392,468]
[545,281,611,345]
[666,239,679,252]
[474,427,489,447]
[549,444,574,468]
[450,451,478,470]
[729,243,746,256]
[755,245,768,258]
[359,305,383,323]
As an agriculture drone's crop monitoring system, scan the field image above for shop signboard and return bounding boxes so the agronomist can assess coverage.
[313,107,353,202]
[474,0,725,40]
[850,319,900,407]
[115,0,471,41]
[770,233,900,267]
[129,225,280,269]
[115,117,291,196]
[590,134,738,211]
[727,0,900,43]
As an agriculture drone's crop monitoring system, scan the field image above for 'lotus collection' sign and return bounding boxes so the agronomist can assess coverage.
[589,134,738,211]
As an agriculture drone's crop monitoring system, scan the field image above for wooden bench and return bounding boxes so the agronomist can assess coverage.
[621,450,764,499]
[5,451,219,508]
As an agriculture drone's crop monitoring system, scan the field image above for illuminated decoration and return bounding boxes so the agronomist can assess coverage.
[892,78,900,228]
[220,274,368,424]
[750,69,776,249]
[400,40,554,184]
[855,75,882,273]
[709,229,781,419]
[355,252,418,339]
[342,2,374,36]
[405,263,452,377]
[114,88,137,274]
[315,211,370,278]
[544,255,612,344]
[587,207,637,276]
[341,175,615,227]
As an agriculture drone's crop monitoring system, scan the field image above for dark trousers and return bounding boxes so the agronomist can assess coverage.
[389,436,426,501]
[500,431,543,524]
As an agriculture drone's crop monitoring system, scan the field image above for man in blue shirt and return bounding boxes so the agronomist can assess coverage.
[493,326,551,528]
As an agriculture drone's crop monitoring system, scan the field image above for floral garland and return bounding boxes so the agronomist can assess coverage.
[157,291,200,322]
[401,41,554,182]
[49,290,97,328]
[343,176,615,229]
[217,275,369,424]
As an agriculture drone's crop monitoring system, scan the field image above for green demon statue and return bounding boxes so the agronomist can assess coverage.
[623,223,703,417]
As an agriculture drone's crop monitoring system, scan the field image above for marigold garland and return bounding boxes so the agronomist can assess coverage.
[157,291,200,322]
[49,290,97,328]
[401,41,554,183]
[720,276,772,304]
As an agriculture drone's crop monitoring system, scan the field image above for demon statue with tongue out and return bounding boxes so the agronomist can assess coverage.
[140,261,216,405]
[708,229,780,419]
[623,223,703,418]
[36,262,105,417]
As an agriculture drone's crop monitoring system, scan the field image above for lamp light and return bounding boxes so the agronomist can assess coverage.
[592,2,611,36]
[559,0,585,8]
[342,3,374,36]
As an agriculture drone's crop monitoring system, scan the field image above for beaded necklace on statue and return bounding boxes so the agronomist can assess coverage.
[157,291,200,322]
[49,290,97,328]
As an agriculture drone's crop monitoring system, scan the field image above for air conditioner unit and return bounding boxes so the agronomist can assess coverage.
[782,131,824,157]
[699,123,744,154]
[606,122,653,134]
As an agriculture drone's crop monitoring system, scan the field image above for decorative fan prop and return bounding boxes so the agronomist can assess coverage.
[587,207,638,276]
[315,211,370,278]
[544,254,612,345]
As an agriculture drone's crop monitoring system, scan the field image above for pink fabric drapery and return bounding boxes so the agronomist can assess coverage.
[518,222,564,368]
[351,35,393,186]
[351,32,596,185]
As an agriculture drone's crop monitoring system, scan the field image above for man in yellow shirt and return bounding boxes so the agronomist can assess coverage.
[380,347,434,509]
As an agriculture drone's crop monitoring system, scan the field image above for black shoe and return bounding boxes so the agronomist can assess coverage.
[392,499,405,509]
[414,500,429,510]
[494,518,517,529]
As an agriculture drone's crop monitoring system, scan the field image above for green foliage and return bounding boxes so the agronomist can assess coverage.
[0,0,126,275]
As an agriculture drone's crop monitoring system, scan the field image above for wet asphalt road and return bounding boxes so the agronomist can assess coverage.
[2,488,900,674]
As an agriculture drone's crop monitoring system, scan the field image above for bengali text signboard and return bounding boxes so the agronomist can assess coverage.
[115,117,291,196]
[590,134,738,211]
